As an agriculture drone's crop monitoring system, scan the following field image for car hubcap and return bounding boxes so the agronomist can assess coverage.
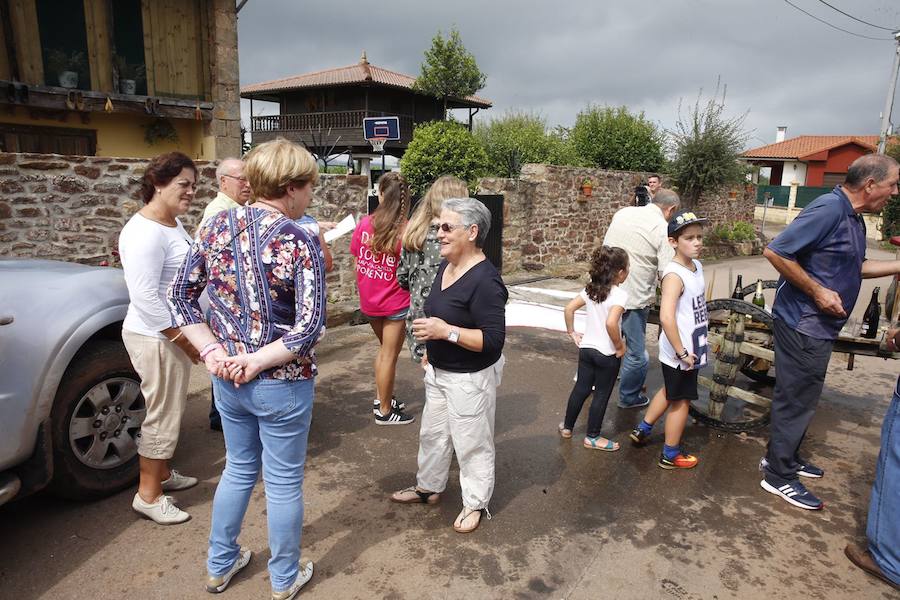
[69,378,144,470]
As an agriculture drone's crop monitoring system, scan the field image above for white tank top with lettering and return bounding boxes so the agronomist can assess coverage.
[659,259,709,370]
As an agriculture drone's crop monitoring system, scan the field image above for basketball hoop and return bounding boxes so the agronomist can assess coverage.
[368,137,386,153]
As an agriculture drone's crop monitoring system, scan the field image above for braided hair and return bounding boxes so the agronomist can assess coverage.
[585,245,629,303]
[371,172,410,255]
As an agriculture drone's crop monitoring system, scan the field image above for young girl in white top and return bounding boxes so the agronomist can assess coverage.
[559,246,630,451]
[630,210,709,470]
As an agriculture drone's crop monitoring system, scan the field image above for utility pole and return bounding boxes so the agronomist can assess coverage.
[878,30,900,154]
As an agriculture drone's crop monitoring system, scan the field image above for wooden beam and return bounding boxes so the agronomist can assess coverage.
[0,83,214,120]
[83,0,114,92]
[708,333,775,362]
[140,0,156,95]
[698,376,772,408]
[9,0,43,85]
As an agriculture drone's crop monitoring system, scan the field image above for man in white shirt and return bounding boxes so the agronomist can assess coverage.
[198,158,251,231]
[602,188,680,408]
[201,158,250,430]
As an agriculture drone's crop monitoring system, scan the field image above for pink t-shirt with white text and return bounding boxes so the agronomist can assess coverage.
[350,215,411,317]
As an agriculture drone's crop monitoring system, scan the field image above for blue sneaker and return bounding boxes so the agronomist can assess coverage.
[759,457,824,479]
[760,478,824,510]
[617,395,650,409]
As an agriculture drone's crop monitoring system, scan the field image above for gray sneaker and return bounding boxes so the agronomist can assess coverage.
[161,469,198,492]
[617,395,650,409]
[132,493,190,525]
[206,548,252,593]
[272,561,314,600]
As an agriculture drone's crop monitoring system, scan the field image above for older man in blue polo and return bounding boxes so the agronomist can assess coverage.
[760,153,900,510]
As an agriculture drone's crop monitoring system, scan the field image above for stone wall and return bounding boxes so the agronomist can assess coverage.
[478,164,756,274]
[0,152,369,301]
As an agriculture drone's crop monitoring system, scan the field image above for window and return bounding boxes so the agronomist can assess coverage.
[0,124,96,155]
[36,0,91,90]
[822,172,846,188]
[111,0,147,96]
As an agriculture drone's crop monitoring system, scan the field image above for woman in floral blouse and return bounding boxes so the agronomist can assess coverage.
[398,175,468,364]
[168,138,326,599]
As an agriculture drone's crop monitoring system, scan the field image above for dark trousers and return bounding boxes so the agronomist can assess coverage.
[564,348,621,438]
[764,318,833,482]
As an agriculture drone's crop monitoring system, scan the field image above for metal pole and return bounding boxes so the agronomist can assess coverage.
[878,31,900,154]
[381,148,385,175]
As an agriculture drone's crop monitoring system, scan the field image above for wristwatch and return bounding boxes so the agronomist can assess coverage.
[447,328,460,344]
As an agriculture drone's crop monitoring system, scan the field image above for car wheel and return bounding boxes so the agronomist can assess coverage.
[48,340,145,500]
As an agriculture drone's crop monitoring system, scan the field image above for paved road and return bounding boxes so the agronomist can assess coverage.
[1,259,898,599]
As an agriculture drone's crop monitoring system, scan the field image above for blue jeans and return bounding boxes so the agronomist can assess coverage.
[867,375,900,585]
[619,308,650,405]
[208,376,314,593]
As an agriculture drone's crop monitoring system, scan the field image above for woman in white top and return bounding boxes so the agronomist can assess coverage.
[559,246,630,451]
[119,151,201,525]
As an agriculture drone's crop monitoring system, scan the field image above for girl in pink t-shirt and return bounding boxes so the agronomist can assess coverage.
[350,172,413,425]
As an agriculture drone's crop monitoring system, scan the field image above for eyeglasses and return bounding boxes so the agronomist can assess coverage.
[223,174,249,184]
[439,222,467,232]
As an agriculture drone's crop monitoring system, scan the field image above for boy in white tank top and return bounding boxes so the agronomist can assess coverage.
[629,210,709,470]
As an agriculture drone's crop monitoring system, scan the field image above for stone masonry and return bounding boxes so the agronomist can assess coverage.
[0,152,369,302]
[0,154,755,303]
[478,163,756,274]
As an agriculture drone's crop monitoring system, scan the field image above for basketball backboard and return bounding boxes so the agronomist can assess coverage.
[363,116,401,141]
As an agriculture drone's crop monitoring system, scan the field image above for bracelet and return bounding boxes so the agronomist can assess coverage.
[168,331,183,343]
[676,349,689,359]
[199,342,223,360]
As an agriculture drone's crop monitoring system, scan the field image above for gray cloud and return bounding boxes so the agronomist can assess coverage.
[237,0,900,148]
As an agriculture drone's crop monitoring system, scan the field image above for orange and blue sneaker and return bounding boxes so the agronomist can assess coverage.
[658,451,698,470]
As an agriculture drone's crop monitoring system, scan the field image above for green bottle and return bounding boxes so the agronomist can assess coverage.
[752,279,765,309]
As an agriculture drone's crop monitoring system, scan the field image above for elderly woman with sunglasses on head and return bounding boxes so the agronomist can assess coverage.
[390,197,508,534]
[119,151,201,526]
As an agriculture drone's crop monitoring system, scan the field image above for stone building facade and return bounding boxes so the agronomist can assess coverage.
[0,155,755,303]
[479,164,756,273]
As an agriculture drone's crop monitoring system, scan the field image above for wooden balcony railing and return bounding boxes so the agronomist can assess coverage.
[250,111,414,136]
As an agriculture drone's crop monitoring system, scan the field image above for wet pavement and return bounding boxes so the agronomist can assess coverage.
[2,254,899,599]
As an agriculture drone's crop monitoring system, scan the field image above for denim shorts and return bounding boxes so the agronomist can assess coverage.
[363,307,409,321]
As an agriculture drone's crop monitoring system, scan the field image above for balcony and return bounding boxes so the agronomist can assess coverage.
[249,110,415,151]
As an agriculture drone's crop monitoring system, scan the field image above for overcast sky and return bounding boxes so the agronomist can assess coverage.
[236,0,900,149]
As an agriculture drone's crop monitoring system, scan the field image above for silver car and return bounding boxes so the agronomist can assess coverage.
[0,259,145,506]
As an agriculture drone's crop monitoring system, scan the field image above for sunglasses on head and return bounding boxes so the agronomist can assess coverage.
[439,222,467,232]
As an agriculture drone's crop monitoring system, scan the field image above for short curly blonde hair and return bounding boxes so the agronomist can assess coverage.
[244,137,319,200]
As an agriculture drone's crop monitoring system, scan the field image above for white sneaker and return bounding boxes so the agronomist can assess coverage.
[271,561,314,600]
[206,547,252,593]
[161,469,198,492]
[132,493,190,525]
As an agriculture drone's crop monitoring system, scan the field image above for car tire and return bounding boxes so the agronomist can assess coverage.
[47,340,145,500]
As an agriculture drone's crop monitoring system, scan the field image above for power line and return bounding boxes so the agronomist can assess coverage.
[813,0,898,32]
[782,0,895,41]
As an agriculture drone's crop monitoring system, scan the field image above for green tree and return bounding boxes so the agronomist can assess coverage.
[475,112,578,177]
[669,84,750,208]
[400,120,489,195]
[570,105,665,171]
[413,28,486,118]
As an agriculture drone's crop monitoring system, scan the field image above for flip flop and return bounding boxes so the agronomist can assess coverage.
[583,436,620,452]
[390,486,440,505]
[558,422,573,439]
[453,507,483,533]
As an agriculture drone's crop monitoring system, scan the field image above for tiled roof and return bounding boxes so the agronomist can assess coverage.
[741,135,879,159]
[241,58,492,108]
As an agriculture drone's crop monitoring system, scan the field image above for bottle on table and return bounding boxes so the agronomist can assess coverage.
[860,287,881,339]
[731,274,744,300]
[752,279,766,310]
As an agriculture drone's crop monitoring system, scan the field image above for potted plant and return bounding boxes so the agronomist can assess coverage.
[580,177,593,198]
[47,50,85,89]
[114,56,146,95]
